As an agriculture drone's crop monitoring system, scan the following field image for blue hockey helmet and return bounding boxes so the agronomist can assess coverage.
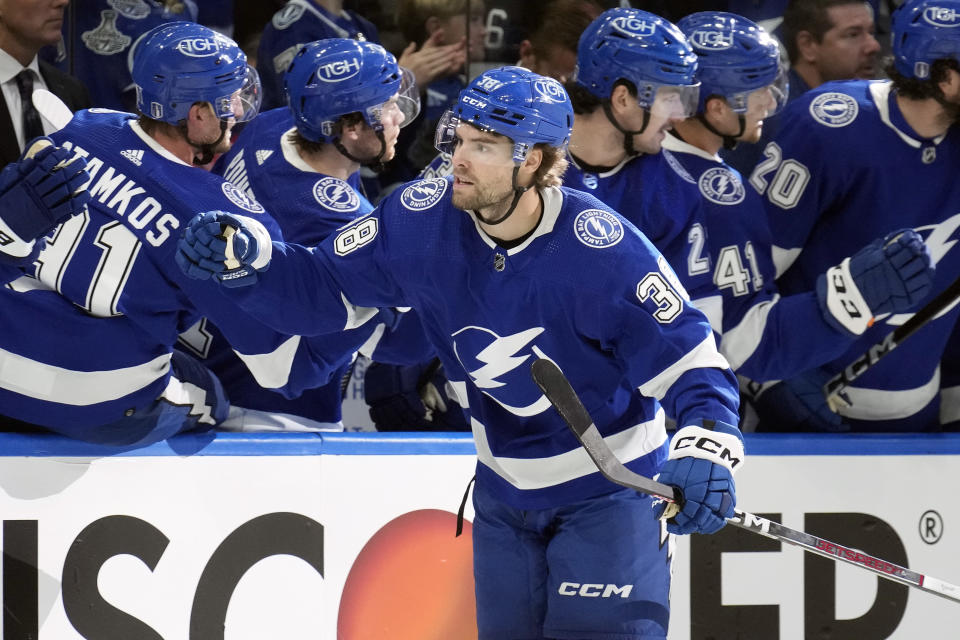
[574,8,700,118]
[131,21,261,124]
[434,66,574,163]
[284,38,420,143]
[892,0,960,79]
[678,12,788,116]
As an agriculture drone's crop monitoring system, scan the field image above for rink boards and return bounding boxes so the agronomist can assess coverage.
[0,431,958,639]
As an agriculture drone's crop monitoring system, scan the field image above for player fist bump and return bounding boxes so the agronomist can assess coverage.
[818,228,934,335]
[177,211,272,287]
[653,419,743,535]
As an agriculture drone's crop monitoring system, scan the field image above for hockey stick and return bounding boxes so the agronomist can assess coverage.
[32,88,74,131]
[530,357,960,604]
[823,273,960,412]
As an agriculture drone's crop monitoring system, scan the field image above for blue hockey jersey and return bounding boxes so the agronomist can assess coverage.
[256,0,380,111]
[224,178,740,508]
[197,107,426,425]
[0,110,328,433]
[755,80,960,430]
[660,133,857,381]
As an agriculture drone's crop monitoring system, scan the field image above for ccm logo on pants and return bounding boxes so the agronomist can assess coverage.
[558,582,634,598]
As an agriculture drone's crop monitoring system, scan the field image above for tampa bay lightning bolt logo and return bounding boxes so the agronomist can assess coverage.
[221,182,265,213]
[809,93,859,127]
[574,209,624,248]
[698,167,745,205]
[313,176,359,212]
[401,178,448,211]
[452,326,554,416]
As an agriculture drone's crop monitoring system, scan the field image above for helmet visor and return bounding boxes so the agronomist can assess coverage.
[729,66,789,117]
[214,65,262,123]
[434,110,519,166]
[365,67,421,131]
[639,82,701,119]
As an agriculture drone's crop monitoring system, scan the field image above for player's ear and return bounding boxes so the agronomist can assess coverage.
[938,67,960,102]
[795,30,818,64]
[704,95,727,122]
[188,101,215,124]
[521,146,543,176]
[518,40,535,68]
[610,83,633,116]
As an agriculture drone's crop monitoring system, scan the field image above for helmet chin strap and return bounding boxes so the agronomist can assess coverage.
[334,130,388,173]
[185,119,228,166]
[476,166,530,226]
[602,100,649,157]
[697,112,745,150]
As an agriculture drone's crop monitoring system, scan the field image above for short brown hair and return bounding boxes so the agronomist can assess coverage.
[289,112,366,152]
[396,0,470,46]
[782,0,872,64]
[526,0,602,60]
[886,57,960,100]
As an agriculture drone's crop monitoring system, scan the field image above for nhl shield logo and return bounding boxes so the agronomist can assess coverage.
[699,167,745,205]
[582,173,598,189]
[313,177,359,212]
[574,209,624,248]
[401,178,448,211]
[221,182,265,213]
[809,93,859,128]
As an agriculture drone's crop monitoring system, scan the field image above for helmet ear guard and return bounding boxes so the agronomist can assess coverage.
[131,21,261,124]
[892,0,960,79]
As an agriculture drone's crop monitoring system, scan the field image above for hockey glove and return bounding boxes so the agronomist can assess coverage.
[752,368,847,432]
[817,229,934,336]
[0,137,90,258]
[177,211,272,287]
[653,419,743,535]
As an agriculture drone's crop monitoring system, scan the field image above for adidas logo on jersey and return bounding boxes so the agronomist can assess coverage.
[121,149,143,166]
[255,149,273,165]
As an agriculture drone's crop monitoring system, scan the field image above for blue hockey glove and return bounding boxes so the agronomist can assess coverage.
[753,368,847,432]
[176,211,272,287]
[653,419,743,535]
[0,137,90,256]
[817,229,934,335]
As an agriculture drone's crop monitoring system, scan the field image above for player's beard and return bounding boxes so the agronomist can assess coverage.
[452,177,514,219]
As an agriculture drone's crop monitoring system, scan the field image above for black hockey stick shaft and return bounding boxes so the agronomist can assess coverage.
[531,358,960,604]
[824,272,960,411]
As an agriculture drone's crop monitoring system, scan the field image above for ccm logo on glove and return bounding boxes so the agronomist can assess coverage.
[670,425,744,470]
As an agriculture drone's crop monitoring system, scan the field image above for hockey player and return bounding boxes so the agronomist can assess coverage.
[0,136,90,284]
[179,66,743,638]
[662,12,933,390]
[0,22,327,445]
[560,8,713,298]
[751,0,960,431]
[199,38,426,430]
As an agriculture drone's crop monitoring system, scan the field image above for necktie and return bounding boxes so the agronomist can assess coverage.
[15,70,45,146]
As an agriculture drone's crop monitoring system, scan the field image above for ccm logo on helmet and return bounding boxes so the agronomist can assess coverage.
[673,435,743,468]
[611,16,657,37]
[175,37,222,57]
[558,582,634,598]
[317,58,361,82]
[923,6,960,26]
[690,29,734,50]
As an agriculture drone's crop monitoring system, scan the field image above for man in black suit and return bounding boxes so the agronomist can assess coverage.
[0,0,90,166]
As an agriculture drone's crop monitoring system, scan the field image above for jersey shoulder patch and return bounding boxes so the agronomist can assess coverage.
[399,178,448,211]
[698,166,745,205]
[808,92,859,128]
[573,208,624,249]
[221,180,265,213]
[313,176,359,212]
[272,2,305,29]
